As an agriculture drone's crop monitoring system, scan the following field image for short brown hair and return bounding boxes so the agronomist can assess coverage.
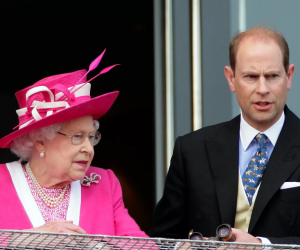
[229,26,289,74]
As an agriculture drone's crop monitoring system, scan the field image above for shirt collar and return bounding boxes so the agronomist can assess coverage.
[240,111,285,150]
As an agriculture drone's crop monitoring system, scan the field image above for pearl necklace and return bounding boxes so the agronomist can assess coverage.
[25,162,68,208]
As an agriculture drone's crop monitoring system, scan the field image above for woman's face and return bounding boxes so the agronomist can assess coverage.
[42,115,95,186]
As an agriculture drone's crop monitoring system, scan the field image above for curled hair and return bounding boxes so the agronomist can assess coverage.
[10,119,100,161]
[93,120,100,130]
[10,123,63,161]
[229,26,289,74]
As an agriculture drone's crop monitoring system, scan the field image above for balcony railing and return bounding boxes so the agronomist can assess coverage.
[0,230,299,250]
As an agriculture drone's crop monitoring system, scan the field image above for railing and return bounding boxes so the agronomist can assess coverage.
[0,230,299,250]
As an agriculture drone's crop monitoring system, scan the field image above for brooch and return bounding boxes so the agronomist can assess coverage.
[81,173,101,186]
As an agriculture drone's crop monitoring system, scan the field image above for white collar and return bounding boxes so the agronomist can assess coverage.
[6,161,81,227]
[240,111,285,150]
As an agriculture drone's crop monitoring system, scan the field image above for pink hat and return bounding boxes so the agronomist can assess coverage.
[0,50,119,148]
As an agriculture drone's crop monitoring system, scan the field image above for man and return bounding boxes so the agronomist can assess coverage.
[149,27,300,245]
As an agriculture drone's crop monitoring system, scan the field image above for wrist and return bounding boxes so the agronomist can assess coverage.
[255,237,262,243]
[256,237,271,244]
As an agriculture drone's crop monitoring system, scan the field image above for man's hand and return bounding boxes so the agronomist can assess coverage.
[27,220,86,234]
[231,228,261,243]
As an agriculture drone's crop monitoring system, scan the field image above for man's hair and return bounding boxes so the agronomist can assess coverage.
[229,26,289,74]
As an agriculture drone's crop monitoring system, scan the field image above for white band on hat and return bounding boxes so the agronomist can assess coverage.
[26,86,55,102]
[16,83,91,129]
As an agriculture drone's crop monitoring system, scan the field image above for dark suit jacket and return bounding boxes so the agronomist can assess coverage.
[149,106,300,244]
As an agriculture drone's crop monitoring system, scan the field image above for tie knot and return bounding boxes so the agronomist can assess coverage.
[255,133,268,149]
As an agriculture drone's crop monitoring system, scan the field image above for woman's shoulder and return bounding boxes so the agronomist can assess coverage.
[0,161,20,168]
[83,167,121,196]
[87,166,114,175]
[86,166,118,184]
[0,163,11,180]
[0,161,21,176]
[0,163,8,171]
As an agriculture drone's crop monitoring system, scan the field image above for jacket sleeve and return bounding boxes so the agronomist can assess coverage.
[268,236,300,245]
[107,169,148,237]
[149,136,188,238]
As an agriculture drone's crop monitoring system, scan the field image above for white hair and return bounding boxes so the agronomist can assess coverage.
[93,120,100,130]
[10,120,100,161]
[10,123,63,161]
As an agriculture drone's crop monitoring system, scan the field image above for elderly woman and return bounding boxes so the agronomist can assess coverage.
[0,51,147,237]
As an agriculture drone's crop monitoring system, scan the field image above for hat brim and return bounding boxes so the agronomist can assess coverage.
[0,91,119,148]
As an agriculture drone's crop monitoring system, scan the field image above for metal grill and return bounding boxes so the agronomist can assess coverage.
[0,230,299,250]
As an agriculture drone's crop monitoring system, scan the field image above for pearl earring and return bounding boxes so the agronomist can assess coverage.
[40,151,45,157]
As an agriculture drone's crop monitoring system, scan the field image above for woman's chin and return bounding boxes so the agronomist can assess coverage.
[70,166,90,181]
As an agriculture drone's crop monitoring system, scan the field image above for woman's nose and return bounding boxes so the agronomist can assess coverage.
[80,136,94,154]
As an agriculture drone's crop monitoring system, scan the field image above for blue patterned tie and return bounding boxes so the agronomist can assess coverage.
[242,133,268,205]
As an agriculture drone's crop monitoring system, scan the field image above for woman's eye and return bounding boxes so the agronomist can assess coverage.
[74,134,84,139]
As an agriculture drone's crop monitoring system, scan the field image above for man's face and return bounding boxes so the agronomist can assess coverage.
[225,38,294,131]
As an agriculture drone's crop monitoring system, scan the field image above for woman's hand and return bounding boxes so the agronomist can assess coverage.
[27,220,86,234]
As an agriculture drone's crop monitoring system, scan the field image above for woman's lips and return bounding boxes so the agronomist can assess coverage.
[254,102,272,111]
[75,161,88,168]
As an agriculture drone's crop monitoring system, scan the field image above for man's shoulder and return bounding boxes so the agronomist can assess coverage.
[284,106,300,127]
[281,106,300,143]
[179,115,240,144]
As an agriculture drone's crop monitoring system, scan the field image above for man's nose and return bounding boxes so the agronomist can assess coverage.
[256,77,270,95]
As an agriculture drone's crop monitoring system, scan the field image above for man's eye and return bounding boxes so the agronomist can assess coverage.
[265,74,279,80]
[245,75,257,79]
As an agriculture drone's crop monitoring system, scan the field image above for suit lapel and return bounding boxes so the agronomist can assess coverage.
[207,116,240,226]
[249,107,300,233]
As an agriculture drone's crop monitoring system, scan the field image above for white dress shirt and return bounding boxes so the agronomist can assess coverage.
[238,111,285,244]
[239,112,285,176]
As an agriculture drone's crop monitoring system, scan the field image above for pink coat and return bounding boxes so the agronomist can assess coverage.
[0,164,148,237]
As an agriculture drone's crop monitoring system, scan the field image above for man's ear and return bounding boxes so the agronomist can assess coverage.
[224,66,236,93]
[286,64,295,90]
